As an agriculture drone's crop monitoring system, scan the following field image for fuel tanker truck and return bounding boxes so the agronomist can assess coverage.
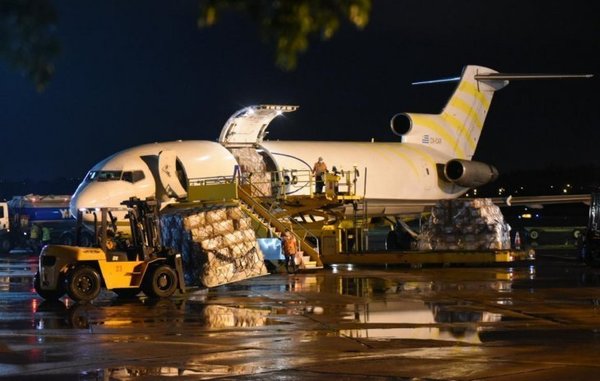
[0,194,93,253]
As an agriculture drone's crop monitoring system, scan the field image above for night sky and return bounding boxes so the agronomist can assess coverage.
[1,0,598,184]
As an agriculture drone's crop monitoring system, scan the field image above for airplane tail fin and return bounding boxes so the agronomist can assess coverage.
[391,65,592,160]
[391,65,505,160]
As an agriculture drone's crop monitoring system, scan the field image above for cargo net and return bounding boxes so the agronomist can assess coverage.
[160,205,268,288]
[418,198,512,251]
[230,147,272,197]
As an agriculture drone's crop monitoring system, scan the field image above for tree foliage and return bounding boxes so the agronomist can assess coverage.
[0,0,60,91]
[198,0,371,70]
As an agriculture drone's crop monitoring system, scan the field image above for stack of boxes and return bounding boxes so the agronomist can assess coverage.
[160,204,267,288]
[230,147,272,197]
[418,198,511,251]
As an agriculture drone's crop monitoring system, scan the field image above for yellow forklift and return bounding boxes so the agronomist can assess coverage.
[34,198,185,302]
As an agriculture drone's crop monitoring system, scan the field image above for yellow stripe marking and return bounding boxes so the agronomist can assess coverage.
[441,112,476,153]
[379,145,420,176]
[399,144,437,169]
[446,95,483,131]
[413,115,466,158]
[458,81,491,111]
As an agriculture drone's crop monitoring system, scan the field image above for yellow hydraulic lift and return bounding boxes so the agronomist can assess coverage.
[187,171,534,269]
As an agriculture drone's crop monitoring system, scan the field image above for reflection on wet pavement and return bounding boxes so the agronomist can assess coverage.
[2,253,600,380]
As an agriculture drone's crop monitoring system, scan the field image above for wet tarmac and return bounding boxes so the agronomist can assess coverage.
[1,252,600,380]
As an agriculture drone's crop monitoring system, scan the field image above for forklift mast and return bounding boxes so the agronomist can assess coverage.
[121,197,162,260]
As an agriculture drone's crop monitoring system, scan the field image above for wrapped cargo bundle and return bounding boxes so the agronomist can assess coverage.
[417,198,511,251]
[203,305,269,328]
[230,147,272,197]
[160,205,268,288]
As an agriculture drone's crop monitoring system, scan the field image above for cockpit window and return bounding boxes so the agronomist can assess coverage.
[85,170,123,182]
[85,170,145,183]
[122,170,145,183]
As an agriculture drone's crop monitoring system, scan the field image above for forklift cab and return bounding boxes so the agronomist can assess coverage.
[35,197,185,303]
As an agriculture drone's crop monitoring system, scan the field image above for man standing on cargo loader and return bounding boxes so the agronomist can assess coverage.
[312,157,328,194]
[281,229,298,274]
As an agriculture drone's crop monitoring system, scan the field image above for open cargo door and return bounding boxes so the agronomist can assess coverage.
[218,105,298,145]
[158,150,188,199]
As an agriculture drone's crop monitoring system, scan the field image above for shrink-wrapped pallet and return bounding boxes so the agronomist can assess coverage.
[206,208,227,224]
[183,212,206,230]
[191,225,213,241]
[236,216,252,230]
[418,198,511,251]
[160,205,267,288]
[230,147,272,197]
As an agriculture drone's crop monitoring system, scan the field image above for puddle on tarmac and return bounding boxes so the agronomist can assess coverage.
[33,298,292,331]
[73,362,264,380]
[333,275,513,298]
[339,299,504,344]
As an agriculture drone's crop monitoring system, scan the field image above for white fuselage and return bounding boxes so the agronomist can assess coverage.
[70,139,465,222]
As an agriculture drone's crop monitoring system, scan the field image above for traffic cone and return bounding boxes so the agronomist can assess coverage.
[514,231,521,250]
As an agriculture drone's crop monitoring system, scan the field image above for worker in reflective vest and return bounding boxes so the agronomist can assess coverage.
[42,226,51,246]
[281,229,298,274]
[312,157,328,195]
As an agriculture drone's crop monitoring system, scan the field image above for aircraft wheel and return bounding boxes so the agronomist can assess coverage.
[66,266,101,302]
[143,265,177,298]
[113,288,140,299]
[34,271,65,300]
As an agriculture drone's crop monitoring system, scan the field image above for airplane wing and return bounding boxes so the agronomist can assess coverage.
[491,194,591,208]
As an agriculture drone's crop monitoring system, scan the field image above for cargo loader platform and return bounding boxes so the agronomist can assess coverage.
[320,249,535,267]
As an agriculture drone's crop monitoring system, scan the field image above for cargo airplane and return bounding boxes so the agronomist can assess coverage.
[70,65,592,223]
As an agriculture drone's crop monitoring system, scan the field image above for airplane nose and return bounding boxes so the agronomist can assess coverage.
[70,182,113,218]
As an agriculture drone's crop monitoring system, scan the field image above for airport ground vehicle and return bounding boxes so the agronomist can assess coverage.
[580,193,600,267]
[0,194,92,253]
[34,198,185,302]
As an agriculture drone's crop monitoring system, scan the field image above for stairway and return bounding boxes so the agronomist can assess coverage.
[237,185,322,267]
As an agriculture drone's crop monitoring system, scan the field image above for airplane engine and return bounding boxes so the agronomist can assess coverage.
[443,159,498,188]
[389,113,412,136]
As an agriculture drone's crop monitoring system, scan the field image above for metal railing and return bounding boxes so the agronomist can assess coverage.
[188,169,321,263]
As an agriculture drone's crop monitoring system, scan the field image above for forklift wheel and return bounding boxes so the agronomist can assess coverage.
[66,266,101,302]
[34,272,65,301]
[143,265,177,298]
